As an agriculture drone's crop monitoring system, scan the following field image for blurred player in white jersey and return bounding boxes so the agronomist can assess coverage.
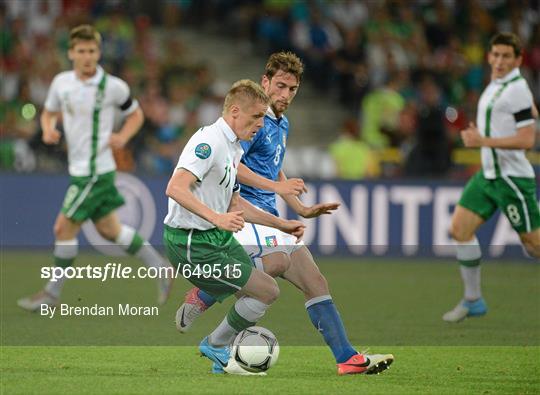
[18,25,173,311]
[443,32,539,323]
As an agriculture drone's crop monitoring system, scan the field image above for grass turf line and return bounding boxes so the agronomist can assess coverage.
[1,346,539,394]
[1,252,539,393]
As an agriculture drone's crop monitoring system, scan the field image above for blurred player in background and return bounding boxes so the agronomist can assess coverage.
[443,32,540,323]
[177,52,394,375]
[163,79,305,375]
[17,25,173,311]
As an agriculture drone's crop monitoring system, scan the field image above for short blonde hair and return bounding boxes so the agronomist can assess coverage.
[223,79,270,115]
[69,24,102,48]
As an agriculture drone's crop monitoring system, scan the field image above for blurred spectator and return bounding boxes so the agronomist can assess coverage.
[523,24,540,101]
[404,77,451,177]
[0,80,38,172]
[365,7,409,87]
[95,7,135,74]
[360,72,406,149]
[1,0,538,178]
[423,0,453,51]
[291,4,342,91]
[197,81,229,127]
[139,80,185,175]
[257,0,293,55]
[333,29,368,111]
[329,119,380,179]
[328,0,368,36]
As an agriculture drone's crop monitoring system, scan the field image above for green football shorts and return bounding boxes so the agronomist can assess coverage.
[459,171,540,234]
[61,171,125,222]
[163,225,253,302]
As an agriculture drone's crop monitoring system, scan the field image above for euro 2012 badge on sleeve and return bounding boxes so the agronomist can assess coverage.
[195,143,211,159]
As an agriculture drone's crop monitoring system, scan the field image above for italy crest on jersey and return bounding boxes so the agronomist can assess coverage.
[265,235,278,247]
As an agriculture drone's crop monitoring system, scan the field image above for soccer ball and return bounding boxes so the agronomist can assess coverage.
[232,326,280,373]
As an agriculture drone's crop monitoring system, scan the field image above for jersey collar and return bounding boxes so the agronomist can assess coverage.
[77,65,104,85]
[217,117,238,142]
[493,67,520,85]
[266,107,280,121]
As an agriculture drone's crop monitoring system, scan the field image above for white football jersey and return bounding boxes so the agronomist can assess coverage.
[476,68,536,179]
[44,66,138,177]
[164,117,243,231]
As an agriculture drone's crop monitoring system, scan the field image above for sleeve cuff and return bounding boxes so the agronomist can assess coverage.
[178,165,204,182]
[121,98,139,115]
[516,119,535,129]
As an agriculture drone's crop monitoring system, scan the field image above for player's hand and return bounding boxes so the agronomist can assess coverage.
[278,219,305,243]
[109,133,129,149]
[275,178,307,195]
[213,211,245,232]
[461,122,484,148]
[299,202,340,218]
[42,129,62,145]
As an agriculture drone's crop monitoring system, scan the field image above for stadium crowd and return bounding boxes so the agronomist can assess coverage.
[1,0,538,178]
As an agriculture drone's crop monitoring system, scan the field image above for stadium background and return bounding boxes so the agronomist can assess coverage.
[1,1,539,394]
[1,0,539,258]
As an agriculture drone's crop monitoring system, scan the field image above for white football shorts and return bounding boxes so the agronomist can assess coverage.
[234,222,304,271]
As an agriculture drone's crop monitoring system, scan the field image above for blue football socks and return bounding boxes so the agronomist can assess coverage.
[306,297,357,363]
[198,288,217,308]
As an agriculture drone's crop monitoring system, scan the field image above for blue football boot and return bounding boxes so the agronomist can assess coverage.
[199,336,230,369]
[443,298,487,322]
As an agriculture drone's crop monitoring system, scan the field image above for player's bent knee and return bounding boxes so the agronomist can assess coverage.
[520,230,540,259]
[53,218,77,240]
[95,222,120,242]
[449,223,473,242]
[53,223,63,239]
[97,228,117,242]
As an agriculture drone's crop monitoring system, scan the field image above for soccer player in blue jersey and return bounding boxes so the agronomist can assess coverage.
[176,52,394,375]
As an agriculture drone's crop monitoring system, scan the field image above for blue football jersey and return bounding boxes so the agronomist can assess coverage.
[239,112,289,216]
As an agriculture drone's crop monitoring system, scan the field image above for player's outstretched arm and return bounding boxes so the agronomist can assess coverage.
[237,163,306,195]
[461,122,536,149]
[231,193,305,241]
[40,110,62,145]
[166,169,244,232]
[277,171,340,218]
[109,107,144,149]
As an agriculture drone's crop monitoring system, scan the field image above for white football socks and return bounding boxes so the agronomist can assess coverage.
[209,296,269,346]
[456,237,482,301]
[116,225,165,269]
[45,238,78,298]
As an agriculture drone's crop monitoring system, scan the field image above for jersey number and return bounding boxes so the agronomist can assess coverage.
[274,145,282,166]
[506,204,521,225]
[219,165,232,188]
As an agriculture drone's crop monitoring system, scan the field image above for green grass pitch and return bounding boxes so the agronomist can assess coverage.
[1,251,539,394]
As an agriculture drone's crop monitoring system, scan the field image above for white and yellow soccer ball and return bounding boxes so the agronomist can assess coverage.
[231,326,280,373]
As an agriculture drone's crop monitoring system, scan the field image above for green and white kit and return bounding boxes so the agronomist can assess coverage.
[164,117,253,300]
[459,68,539,233]
[45,66,139,221]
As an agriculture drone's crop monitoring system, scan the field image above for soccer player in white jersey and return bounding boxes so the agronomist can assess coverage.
[443,32,540,323]
[163,79,305,375]
[17,25,173,311]
[177,52,394,375]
